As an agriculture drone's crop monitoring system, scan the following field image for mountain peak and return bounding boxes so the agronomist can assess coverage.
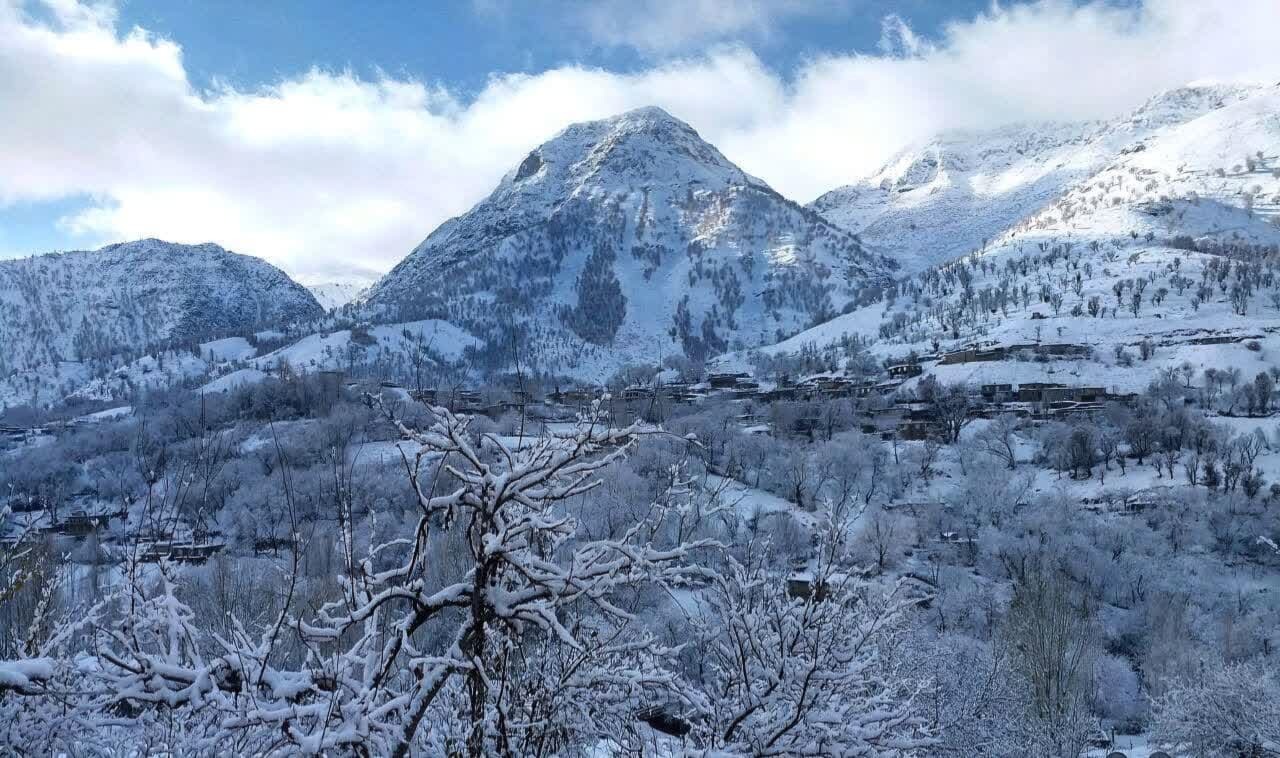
[556,105,694,142]
[597,105,706,143]
[610,104,684,127]
[506,106,760,197]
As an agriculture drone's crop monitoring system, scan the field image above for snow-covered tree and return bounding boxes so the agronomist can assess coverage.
[691,503,933,755]
[6,399,720,755]
[1150,658,1280,757]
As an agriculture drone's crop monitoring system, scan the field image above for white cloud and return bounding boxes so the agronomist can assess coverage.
[2,0,1280,280]
[878,14,933,58]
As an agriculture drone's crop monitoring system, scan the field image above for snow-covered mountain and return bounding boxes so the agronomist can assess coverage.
[743,82,1280,392]
[0,239,322,406]
[306,281,369,311]
[11,85,1278,408]
[810,83,1261,274]
[364,106,894,378]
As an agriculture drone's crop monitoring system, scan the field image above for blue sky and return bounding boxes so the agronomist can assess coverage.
[2,0,1275,280]
[117,1,997,92]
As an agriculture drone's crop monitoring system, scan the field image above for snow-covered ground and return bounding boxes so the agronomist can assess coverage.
[73,405,132,423]
[200,337,256,363]
[705,473,817,528]
[252,319,478,373]
[1084,735,1158,758]
[199,368,270,394]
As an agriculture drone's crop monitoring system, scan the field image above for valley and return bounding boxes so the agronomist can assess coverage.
[3,80,1280,757]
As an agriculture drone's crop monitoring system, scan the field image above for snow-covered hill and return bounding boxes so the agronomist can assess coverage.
[0,239,322,408]
[248,319,478,377]
[810,84,1261,274]
[745,82,1280,393]
[364,106,894,380]
[59,318,483,403]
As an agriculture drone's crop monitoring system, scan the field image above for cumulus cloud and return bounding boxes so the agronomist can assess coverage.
[2,0,1280,280]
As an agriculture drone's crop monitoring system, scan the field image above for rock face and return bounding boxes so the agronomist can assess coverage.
[0,238,322,377]
[364,106,894,378]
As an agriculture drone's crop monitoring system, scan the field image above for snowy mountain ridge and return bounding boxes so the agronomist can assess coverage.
[810,83,1266,274]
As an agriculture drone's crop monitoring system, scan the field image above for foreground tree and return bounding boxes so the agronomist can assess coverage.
[3,396,944,756]
[7,400,719,755]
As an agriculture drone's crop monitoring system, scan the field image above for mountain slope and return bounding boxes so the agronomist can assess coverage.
[810,84,1261,274]
[998,82,1280,245]
[364,106,894,379]
[0,239,322,405]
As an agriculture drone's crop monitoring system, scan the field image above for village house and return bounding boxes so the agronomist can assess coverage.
[707,372,753,390]
[886,362,923,379]
[940,342,1091,365]
[979,383,1015,403]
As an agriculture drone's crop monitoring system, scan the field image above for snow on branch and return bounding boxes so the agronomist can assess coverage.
[2,396,722,755]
